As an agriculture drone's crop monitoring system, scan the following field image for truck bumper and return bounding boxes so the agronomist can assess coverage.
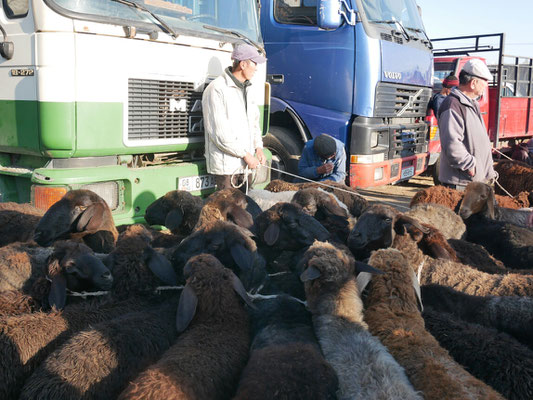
[349,153,428,188]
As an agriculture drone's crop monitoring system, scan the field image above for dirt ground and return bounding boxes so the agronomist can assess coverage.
[357,175,435,211]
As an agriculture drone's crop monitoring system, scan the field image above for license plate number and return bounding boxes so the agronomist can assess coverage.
[178,174,216,192]
[401,166,415,179]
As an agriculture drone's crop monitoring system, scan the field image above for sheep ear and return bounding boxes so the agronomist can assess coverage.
[165,209,183,232]
[230,243,253,271]
[356,271,373,294]
[48,273,67,310]
[264,223,280,245]
[176,284,198,332]
[144,246,178,285]
[231,273,256,309]
[394,215,430,235]
[486,187,496,219]
[354,260,385,275]
[300,266,321,282]
[77,203,105,232]
[227,206,254,230]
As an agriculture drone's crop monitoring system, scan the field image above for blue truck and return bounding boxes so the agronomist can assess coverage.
[260,0,434,188]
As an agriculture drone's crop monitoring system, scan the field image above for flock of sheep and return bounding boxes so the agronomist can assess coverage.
[0,158,532,400]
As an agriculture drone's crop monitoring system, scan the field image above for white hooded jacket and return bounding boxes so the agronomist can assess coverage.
[202,68,263,175]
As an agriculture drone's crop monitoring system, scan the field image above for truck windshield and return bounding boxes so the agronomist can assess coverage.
[48,0,261,43]
[359,0,425,34]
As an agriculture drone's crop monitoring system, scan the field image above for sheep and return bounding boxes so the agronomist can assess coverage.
[0,240,113,311]
[193,188,260,232]
[144,190,203,235]
[421,284,533,348]
[118,254,252,400]
[233,296,339,400]
[460,212,533,269]
[405,202,466,240]
[363,248,504,400]
[494,159,533,197]
[247,188,297,211]
[347,204,457,262]
[447,238,509,274]
[254,202,330,255]
[0,224,178,400]
[33,189,118,253]
[0,248,113,316]
[459,181,533,229]
[410,184,526,210]
[423,308,533,400]
[265,179,369,217]
[292,187,353,243]
[418,256,533,297]
[19,299,179,400]
[0,202,44,246]
[298,241,421,400]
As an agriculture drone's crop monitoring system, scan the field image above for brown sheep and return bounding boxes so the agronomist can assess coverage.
[494,159,533,197]
[0,202,44,246]
[363,248,504,400]
[33,189,118,253]
[118,254,251,400]
[410,185,526,211]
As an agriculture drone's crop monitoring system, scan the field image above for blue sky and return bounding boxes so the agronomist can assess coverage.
[416,0,533,64]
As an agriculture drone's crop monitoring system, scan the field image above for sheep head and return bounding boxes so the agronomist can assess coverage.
[299,241,382,315]
[144,190,202,235]
[46,241,113,309]
[458,182,496,219]
[34,189,118,251]
[176,253,254,332]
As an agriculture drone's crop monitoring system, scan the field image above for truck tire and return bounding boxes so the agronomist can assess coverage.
[263,126,303,182]
[432,156,441,186]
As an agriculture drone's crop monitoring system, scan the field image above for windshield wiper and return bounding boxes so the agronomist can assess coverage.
[203,25,264,54]
[110,0,178,39]
[408,27,433,49]
[368,19,410,41]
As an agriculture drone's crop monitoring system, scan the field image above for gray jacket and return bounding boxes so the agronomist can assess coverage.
[437,87,496,186]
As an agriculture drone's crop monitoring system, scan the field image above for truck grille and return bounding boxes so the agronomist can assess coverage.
[375,82,432,118]
[388,123,428,159]
[128,79,203,141]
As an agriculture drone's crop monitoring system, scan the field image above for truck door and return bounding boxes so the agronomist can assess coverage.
[0,0,40,153]
[260,0,355,142]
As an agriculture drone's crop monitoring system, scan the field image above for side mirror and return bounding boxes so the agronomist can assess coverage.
[317,0,342,30]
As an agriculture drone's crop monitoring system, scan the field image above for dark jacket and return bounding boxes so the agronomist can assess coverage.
[437,87,496,186]
[297,137,346,182]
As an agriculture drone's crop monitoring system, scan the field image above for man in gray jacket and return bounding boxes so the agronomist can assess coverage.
[437,59,496,190]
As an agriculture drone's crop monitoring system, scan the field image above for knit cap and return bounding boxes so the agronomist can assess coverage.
[443,74,459,88]
[313,134,337,159]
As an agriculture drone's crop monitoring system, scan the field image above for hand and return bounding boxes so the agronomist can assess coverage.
[317,162,334,175]
[255,148,266,165]
[243,152,260,169]
[467,167,476,177]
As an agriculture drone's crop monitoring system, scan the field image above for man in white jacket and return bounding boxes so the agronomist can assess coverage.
[202,43,267,191]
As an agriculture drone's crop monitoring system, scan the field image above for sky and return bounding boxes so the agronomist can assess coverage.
[416,0,533,64]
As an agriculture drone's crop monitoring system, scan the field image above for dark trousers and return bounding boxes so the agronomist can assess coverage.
[215,174,251,193]
[440,182,467,191]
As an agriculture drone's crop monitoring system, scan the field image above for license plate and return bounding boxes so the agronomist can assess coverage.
[178,174,216,192]
[401,166,415,179]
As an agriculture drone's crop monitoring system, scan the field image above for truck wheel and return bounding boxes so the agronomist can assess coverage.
[263,126,303,182]
[432,156,441,186]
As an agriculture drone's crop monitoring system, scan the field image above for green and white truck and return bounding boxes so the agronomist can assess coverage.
[0,0,270,225]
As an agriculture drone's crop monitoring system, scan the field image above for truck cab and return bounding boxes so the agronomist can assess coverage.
[259,0,433,188]
[0,0,270,224]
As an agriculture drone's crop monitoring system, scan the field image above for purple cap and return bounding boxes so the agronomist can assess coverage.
[231,44,266,64]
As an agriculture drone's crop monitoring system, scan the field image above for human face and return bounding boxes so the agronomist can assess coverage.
[241,60,257,81]
[472,77,488,98]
